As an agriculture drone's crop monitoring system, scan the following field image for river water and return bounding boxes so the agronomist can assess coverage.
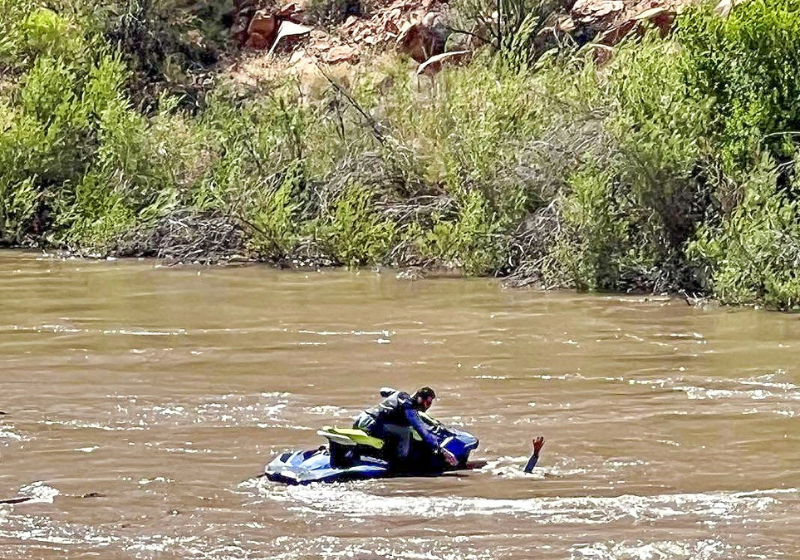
[0,250,798,559]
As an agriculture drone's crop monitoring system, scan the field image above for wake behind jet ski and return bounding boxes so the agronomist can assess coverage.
[265,387,478,484]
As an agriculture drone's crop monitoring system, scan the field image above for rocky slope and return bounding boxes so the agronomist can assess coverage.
[225,0,718,77]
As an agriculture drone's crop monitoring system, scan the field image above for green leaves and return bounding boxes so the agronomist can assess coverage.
[316,182,398,268]
[451,0,565,68]
[420,188,508,275]
[0,2,90,75]
[680,0,800,168]
[687,155,800,309]
[0,177,39,245]
[249,165,303,258]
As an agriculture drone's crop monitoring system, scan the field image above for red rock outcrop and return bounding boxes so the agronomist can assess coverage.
[227,0,712,74]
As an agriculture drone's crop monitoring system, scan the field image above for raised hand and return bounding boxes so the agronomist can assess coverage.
[524,436,545,473]
[532,436,545,456]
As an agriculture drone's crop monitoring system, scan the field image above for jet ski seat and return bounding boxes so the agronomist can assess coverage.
[317,427,384,449]
[318,427,385,468]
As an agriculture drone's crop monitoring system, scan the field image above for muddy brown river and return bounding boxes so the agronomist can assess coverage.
[1,250,798,559]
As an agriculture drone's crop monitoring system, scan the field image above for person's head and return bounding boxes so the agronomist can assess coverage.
[413,387,436,411]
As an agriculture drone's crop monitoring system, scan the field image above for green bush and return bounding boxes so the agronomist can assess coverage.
[316,182,398,267]
[248,164,304,259]
[680,0,800,169]
[52,171,137,245]
[419,187,510,274]
[0,30,177,246]
[603,35,713,285]
[1,2,87,73]
[0,177,38,245]
[434,61,543,188]
[688,155,800,309]
[451,0,566,67]
[551,165,657,290]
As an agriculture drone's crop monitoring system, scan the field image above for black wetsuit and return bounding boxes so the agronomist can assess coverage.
[354,390,439,459]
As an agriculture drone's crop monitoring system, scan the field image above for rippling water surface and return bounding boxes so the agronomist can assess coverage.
[1,250,798,559]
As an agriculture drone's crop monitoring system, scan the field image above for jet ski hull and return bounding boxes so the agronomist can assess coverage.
[265,423,479,485]
[265,448,390,484]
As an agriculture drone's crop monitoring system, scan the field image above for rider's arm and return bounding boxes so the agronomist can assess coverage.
[404,407,440,449]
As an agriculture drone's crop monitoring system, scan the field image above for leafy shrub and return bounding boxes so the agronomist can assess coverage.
[551,165,659,291]
[688,156,800,309]
[603,35,713,286]
[1,2,87,73]
[451,0,567,67]
[432,61,543,188]
[680,0,800,169]
[52,171,137,245]
[419,187,510,274]
[248,165,303,259]
[316,182,398,267]
[0,177,39,245]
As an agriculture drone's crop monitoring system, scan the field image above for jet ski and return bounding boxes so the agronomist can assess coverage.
[265,412,479,484]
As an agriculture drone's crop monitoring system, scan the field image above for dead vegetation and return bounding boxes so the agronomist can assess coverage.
[111,210,249,264]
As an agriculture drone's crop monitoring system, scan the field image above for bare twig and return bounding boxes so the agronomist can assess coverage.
[315,62,386,146]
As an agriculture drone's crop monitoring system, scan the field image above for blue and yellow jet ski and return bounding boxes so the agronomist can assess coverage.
[265,412,479,484]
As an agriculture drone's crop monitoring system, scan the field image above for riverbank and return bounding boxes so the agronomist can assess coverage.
[3,0,800,308]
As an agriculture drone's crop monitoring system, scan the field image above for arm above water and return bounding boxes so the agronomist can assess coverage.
[524,436,545,474]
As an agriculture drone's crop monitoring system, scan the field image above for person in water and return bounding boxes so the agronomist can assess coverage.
[353,387,458,467]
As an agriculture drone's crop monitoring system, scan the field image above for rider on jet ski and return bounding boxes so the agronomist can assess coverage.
[353,387,458,468]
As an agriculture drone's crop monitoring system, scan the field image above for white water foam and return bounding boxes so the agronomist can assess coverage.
[475,457,587,480]
[0,428,25,443]
[18,482,60,504]
[570,538,728,560]
[260,485,786,525]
